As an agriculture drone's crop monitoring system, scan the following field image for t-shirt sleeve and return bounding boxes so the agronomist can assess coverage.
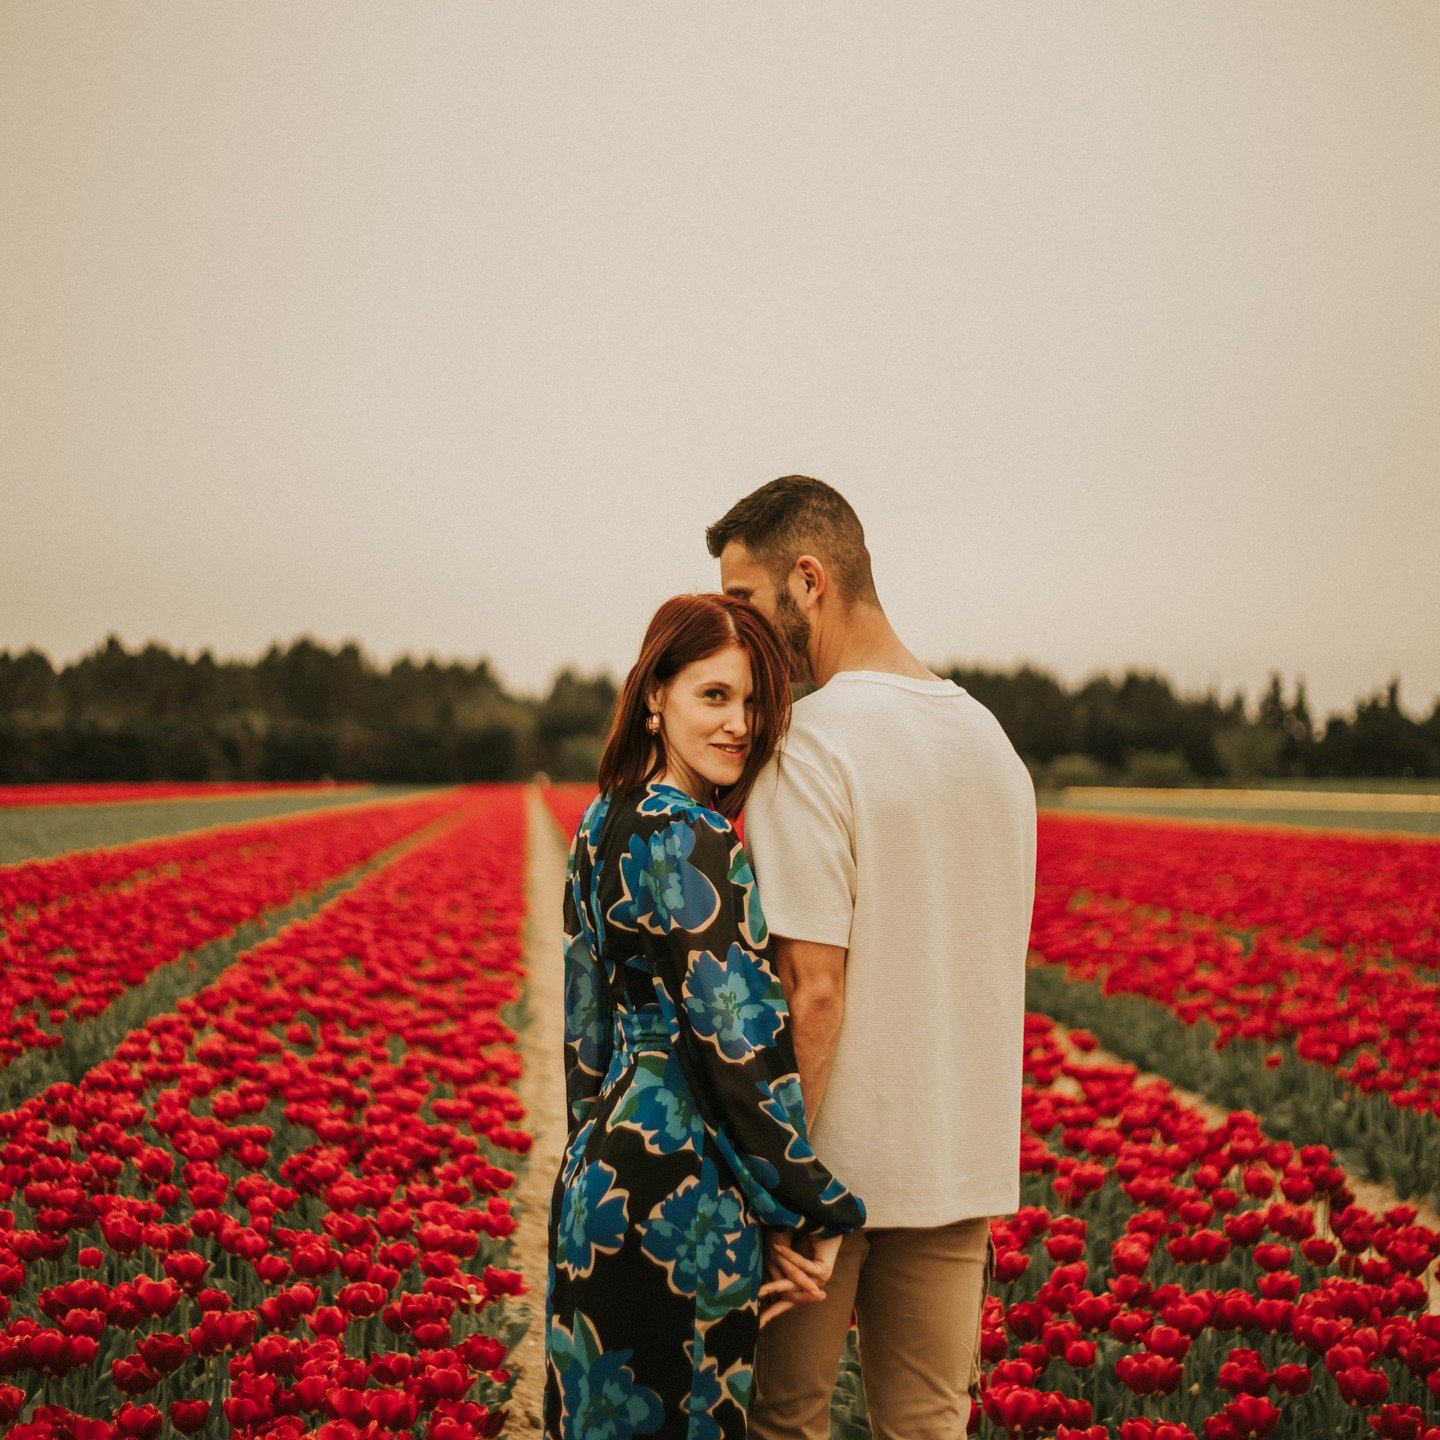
[742,745,856,949]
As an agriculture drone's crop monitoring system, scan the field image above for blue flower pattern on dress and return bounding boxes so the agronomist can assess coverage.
[683,943,785,1062]
[754,1073,813,1164]
[610,1050,706,1156]
[637,1157,761,1320]
[679,1341,756,1440]
[556,1159,630,1280]
[565,931,607,1072]
[550,1311,665,1440]
[727,844,768,948]
[637,786,731,832]
[610,819,722,937]
[546,782,865,1440]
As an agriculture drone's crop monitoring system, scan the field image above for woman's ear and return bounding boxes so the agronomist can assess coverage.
[644,682,665,717]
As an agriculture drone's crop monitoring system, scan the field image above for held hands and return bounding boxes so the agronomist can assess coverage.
[757,1229,843,1329]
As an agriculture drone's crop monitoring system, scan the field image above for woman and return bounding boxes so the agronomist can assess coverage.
[544,594,866,1440]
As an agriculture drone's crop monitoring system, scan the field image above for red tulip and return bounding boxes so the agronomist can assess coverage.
[367,1389,419,1428]
[1336,1366,1390,1407]
[0,1386,24,1425]
[1367,1405,1425,1440]
[1115,1352,1184,1397]
[168,1400,210,1435]
[1252,1243,1293,1273]
[306,1306,348,1337]
[1218,1349,1268,1397]
[336,1281,387,1318]
[1205,1393,1281,1439]
[1122,1423,1197,1440]
[136,1331,187,1374]
[114,1402,164,1440]
[1143,1325,1192,1361]
[1270,1363,1312,1396]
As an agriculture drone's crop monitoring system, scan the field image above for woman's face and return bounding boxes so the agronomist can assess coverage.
[648,644,754,802]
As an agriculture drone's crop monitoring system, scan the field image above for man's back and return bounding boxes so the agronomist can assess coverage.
[743,669,1037,1227]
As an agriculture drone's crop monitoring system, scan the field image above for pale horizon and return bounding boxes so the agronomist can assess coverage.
[4,4,1437,723]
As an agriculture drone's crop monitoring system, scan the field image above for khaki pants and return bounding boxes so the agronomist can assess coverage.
[749,1216,992,1440]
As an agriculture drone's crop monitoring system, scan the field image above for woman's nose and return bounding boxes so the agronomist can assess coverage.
[722,707,748,737]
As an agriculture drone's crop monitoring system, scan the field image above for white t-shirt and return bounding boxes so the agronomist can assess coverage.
[743,670,1036,1228]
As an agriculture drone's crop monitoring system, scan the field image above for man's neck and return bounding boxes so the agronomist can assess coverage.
[810,605,940,688]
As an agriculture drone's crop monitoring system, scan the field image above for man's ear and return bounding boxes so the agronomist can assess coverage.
[793,554,826,606]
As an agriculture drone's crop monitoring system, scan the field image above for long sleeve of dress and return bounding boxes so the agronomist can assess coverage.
[629,808,865,1239]
[562,822,613,1137]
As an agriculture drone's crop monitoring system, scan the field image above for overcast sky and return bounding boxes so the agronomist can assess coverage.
[3,3,1437,719]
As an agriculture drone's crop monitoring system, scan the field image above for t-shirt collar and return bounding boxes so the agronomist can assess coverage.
[825,669,964,696]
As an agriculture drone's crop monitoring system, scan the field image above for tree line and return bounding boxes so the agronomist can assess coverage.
[1,635,1436,786]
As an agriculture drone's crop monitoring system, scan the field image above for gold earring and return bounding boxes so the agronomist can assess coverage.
[645,712,661,735]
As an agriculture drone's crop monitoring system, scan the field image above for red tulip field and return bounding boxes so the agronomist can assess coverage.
[0,786,530,1439]
[1027,816,1440,1202]
[0,781,1435,1438]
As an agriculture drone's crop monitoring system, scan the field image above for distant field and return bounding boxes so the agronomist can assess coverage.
[0,780,367,808]
[1260,776,1440,794]
[1041,783,1440,835]
[0,784,440,865]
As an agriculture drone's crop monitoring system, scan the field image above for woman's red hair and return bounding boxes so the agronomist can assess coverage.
[598,594,793,820]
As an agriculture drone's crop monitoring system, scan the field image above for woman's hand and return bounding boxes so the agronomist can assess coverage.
[758,1229,810,1299]
[758,1230,843,1328]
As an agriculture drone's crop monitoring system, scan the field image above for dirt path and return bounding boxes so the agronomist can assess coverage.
[506,788,569,1438]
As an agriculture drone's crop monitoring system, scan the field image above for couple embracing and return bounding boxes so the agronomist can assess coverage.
[544,476,1037,1440]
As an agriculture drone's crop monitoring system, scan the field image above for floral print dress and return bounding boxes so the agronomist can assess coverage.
[544,781,866,1440]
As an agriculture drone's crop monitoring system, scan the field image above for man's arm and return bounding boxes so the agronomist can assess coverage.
[773,934,847,1129]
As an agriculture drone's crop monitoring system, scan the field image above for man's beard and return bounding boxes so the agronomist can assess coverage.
[775,587,815,689]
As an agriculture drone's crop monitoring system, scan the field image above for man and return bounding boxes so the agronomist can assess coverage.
[706,476,1037,1440]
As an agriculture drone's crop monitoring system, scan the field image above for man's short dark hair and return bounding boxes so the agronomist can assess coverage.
[706,475,879,605]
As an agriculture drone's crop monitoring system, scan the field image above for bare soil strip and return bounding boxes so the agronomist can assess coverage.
[508,787,569,1438]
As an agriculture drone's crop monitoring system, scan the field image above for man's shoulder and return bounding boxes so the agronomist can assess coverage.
[786,677,890,735]
[773,689,847,770]
[774,679,1031,792]
[782,675,971,745]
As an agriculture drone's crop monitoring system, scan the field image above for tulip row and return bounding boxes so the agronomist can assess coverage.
[0,793,475,1100]
[0,784,532,1438]
[1,792,456,918]
[0,785,364,813]
[1037,813,1440,973]
[1028,822,1440,1201]
[972,1013,1440,1440]
[540,786,590,840]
